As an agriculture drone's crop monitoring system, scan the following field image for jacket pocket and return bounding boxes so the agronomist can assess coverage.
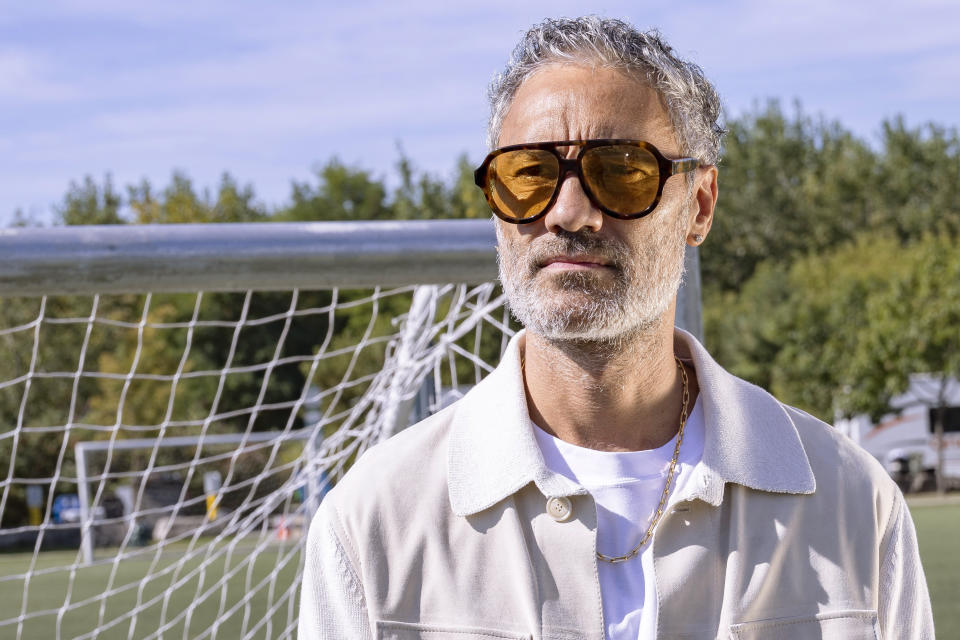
[729,609,879,640]
[377,620,532,640]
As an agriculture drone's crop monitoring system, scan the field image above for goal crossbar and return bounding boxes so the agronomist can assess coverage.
[0,219,499,296]
[0,219,702,337]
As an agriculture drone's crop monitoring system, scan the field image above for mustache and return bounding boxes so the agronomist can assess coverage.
[526,230,629,271]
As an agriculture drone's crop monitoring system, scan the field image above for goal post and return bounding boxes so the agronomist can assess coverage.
[74,431,315,566]
[0,220,701,640]
[0,219,499,295]
[0,220,701,329]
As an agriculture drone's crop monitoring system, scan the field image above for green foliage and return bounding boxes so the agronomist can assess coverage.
[452,154,493,220]
[703,261,792,393]
[128,172,266,224]
[392,153,450,219]
[276,152,489,222]
[390,153,490,220]
[280,160,390,221]
[702,102,960,295]
[57,174,125,225]
[704,101,874,292]
[871,119,960,241]
[842,236,960,419]
[703,102,959,423]
[707,234,960,422]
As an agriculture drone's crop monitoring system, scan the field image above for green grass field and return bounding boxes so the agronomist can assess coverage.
[0,503,956,638]
[0,540,302,640]
[911,500,960,635]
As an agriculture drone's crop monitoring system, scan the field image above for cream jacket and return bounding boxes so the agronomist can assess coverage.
[299,330,934,639]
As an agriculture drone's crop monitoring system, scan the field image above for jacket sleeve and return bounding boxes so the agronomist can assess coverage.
[298,503,372,639]
[877,493,935,639]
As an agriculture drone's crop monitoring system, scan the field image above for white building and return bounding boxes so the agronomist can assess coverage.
[835,374,960,485]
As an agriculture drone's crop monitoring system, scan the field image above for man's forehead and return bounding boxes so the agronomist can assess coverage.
[498,64,676,149]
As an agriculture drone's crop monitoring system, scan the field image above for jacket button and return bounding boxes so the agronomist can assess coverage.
[546,496,573,522]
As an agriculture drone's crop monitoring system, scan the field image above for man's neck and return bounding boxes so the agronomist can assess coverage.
[521,316,698,452]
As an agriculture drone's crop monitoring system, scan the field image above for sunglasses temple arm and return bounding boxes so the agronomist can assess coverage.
[671,158,700,175]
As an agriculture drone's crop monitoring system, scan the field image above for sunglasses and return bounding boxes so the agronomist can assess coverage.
[474,139,699,224]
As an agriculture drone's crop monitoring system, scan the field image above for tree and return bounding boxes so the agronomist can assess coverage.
[701,104,960,296]
[842,236,960,492]
[869,119,960,242]
[703,101,875,293]
[451,154,492,220]
[127,172,266,224]
[705,234,902,420]
[279,160,390,222]
[56,174,125,225]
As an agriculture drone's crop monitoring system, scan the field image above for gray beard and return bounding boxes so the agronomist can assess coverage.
[495,207,688,345]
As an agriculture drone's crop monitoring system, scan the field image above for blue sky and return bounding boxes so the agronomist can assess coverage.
[3,0,959,225]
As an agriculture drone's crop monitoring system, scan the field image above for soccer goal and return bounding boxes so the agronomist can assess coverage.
[0,219,702,640]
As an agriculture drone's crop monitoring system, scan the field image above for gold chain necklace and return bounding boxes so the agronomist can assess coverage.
[521,350,691,564]
[596,356,689,564]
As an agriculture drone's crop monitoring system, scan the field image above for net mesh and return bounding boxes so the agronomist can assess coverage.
[0,283,509,639]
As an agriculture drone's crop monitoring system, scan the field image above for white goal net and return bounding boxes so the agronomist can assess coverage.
[0,219,699,639]
[0,282,509,640]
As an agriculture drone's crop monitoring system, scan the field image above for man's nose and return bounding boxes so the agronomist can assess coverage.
[543,172,604,234]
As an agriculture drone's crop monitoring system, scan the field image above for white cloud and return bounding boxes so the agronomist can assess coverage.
[895,50,960,102]
[636,0,960,74]
[0,48,79,101]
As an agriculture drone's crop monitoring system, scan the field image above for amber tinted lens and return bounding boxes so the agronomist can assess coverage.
[582,145,660,215]
[488,149,560,220]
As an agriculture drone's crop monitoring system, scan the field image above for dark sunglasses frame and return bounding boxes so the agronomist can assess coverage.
[474,139,700,224]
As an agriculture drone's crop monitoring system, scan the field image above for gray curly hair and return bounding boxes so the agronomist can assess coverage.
[487,16,725,165]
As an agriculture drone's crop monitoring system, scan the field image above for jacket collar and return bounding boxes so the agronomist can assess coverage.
[447,329,815,516]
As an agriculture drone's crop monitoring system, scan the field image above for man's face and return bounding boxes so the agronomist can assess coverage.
[494,63,695,342]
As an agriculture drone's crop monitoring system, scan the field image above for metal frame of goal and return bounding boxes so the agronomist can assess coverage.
[0,219,702,640]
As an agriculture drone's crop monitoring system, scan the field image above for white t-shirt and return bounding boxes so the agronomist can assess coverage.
[533,398,705,640]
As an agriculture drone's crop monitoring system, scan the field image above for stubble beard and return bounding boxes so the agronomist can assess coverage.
[495,204,689,347]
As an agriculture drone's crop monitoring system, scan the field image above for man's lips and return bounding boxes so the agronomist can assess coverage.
[538,255,614,271]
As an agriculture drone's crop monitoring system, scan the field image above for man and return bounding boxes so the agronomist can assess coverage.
[300,16,933,639]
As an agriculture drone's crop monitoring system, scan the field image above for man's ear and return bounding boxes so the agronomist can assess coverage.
[686,165,718,246]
